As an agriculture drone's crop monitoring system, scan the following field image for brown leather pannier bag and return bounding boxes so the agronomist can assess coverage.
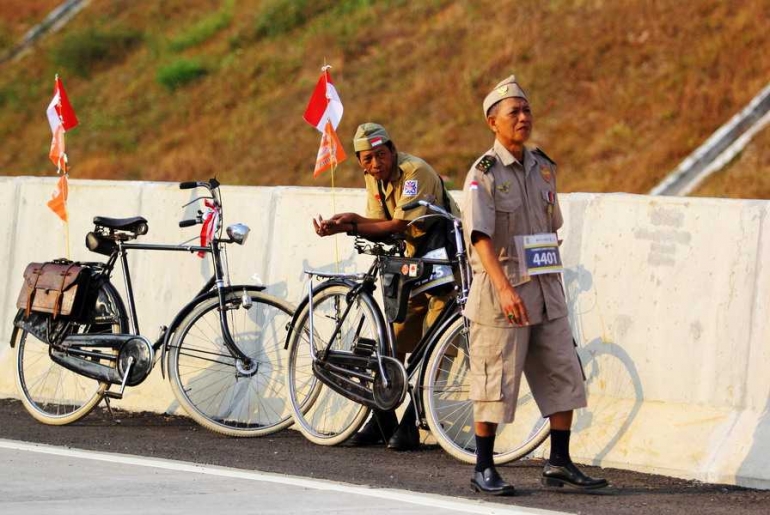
[16,261,91,320]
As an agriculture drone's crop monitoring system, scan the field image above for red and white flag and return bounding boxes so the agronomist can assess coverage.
[198,200,219,258]
[313,120,347,177]
[303,68,343,133]
[46,76,78,172]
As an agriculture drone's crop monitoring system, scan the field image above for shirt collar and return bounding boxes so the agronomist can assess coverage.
[493,140,535,174]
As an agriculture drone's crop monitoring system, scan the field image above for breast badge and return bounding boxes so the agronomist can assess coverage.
[540,165,552,183]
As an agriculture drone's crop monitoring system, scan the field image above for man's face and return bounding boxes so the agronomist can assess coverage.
[488,97,533,148]
[358,144,396,182]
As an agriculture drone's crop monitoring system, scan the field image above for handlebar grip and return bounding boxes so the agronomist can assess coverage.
[401,199,423,211]
[179,219,198,228]
[179,181,198,190]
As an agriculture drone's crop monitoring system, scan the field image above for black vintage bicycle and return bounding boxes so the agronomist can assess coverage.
[284,199,550,463]
[11,179,295,437]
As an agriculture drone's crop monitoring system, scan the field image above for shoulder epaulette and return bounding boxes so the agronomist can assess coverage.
[475,154,496,173]
[533,147,556,165]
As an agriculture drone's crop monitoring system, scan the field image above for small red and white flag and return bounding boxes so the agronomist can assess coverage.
[313,120,347,177]
[303,67,343,133]
[46,76,78,172]
[198,200,220,258]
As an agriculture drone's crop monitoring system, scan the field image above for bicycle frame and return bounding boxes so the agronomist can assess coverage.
[294,199,473,415]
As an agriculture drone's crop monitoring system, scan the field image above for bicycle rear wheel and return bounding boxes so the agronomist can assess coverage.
[167,288,294,437]
[423,316,550,464]
[14,282,125,425]
[286,283,378,446]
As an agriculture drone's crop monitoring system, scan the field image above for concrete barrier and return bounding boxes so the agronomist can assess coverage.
[1,176,768,489]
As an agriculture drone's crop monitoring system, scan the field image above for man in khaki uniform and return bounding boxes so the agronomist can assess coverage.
[463,76,607,495]
[314,122,459,451]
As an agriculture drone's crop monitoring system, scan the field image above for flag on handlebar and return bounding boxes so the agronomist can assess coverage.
[198,200,219,258]
[313,119,347,177]
[303,67,343,133]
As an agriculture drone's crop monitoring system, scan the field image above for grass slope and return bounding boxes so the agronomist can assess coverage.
[0,0,768,197]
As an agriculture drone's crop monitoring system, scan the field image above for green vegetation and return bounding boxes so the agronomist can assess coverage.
[50,26,142,77]
[169,0,234,52]
[253,0,336,39]
[0,0,768,198]
[0,22,12,53]
[156,59,208,91]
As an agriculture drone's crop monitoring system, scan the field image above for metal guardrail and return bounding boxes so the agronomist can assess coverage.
[0,0,89,64]
[650,82,770,196]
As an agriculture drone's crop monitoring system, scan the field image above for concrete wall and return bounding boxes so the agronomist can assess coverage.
[1,176,768,489]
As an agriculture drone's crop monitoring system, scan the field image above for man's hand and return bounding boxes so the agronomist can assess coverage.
[313,215,335,237]
[328,212,360,225]
[497,283,529,326]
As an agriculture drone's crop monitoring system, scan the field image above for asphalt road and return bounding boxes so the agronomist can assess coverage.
[1,399,768,515]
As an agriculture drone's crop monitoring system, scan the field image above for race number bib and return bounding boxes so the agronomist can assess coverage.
[515,233,563,278]
[411,247,454,296]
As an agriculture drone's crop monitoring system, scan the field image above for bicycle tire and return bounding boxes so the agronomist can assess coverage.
[286,282,381,446]
[422,315,550,464]
[13,282,125,425]
[167,288,295,437]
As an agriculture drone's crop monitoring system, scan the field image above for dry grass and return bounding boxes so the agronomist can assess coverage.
[0,0,769,198]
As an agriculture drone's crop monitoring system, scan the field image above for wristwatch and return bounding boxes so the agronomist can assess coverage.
[346,221,358,236]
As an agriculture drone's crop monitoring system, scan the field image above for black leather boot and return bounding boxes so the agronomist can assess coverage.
[348,409,397,446]
[471,467,515,496]
[542,461,609,490]
[387,401,420,451]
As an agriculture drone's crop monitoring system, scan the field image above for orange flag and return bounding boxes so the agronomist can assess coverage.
[313,119,347,177]
[47,174,68,222]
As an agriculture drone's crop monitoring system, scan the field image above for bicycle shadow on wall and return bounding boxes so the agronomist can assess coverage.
[737,391,770,487]
[562,265,645,466]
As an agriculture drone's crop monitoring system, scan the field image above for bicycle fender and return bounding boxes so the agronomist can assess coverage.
[283,279,359,350]
[159,284,266,378]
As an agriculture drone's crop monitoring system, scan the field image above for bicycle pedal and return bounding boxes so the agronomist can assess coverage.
[104,389,123,400]
[354,337,377,356]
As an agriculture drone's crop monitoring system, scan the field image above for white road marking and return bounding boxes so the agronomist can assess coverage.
[0,438,569,515]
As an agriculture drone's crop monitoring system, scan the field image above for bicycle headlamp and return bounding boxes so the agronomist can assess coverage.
[227,223,250,245]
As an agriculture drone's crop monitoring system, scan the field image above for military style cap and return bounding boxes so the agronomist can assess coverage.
[353,123,391,152]
[482,75,528,117]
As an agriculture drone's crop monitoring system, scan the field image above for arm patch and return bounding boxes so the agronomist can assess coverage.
[475,155,496,173]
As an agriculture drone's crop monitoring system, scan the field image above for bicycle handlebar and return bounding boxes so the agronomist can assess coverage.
[178,219,198,228]
[401,194,437,212]
[179,178,221,192]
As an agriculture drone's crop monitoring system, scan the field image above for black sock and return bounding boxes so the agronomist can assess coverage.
[549,429,571,466]
[475,435,495,472]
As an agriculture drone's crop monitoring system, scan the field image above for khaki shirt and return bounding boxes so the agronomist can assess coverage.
[364,152,459,257]
[462,140,567,327]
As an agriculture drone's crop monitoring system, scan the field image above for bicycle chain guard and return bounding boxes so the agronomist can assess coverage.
[312,352,407,411]
[373,356,407,411]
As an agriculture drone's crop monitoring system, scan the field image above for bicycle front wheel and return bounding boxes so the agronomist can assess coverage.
[286,282,379,446]
[168,288,295,437]
[423,316,550,464]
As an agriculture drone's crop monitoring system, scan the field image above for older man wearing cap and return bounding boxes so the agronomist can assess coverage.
[462,76,607,495]
[314,122,460,451]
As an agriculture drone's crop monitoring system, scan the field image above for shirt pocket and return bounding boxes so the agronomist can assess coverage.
[469,341,504,401]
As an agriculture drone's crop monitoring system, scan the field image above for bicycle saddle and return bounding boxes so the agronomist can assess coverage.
[93,216,149,234]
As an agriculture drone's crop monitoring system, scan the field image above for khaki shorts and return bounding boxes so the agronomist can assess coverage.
[469,315,586,424]
[393,290,452,354]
